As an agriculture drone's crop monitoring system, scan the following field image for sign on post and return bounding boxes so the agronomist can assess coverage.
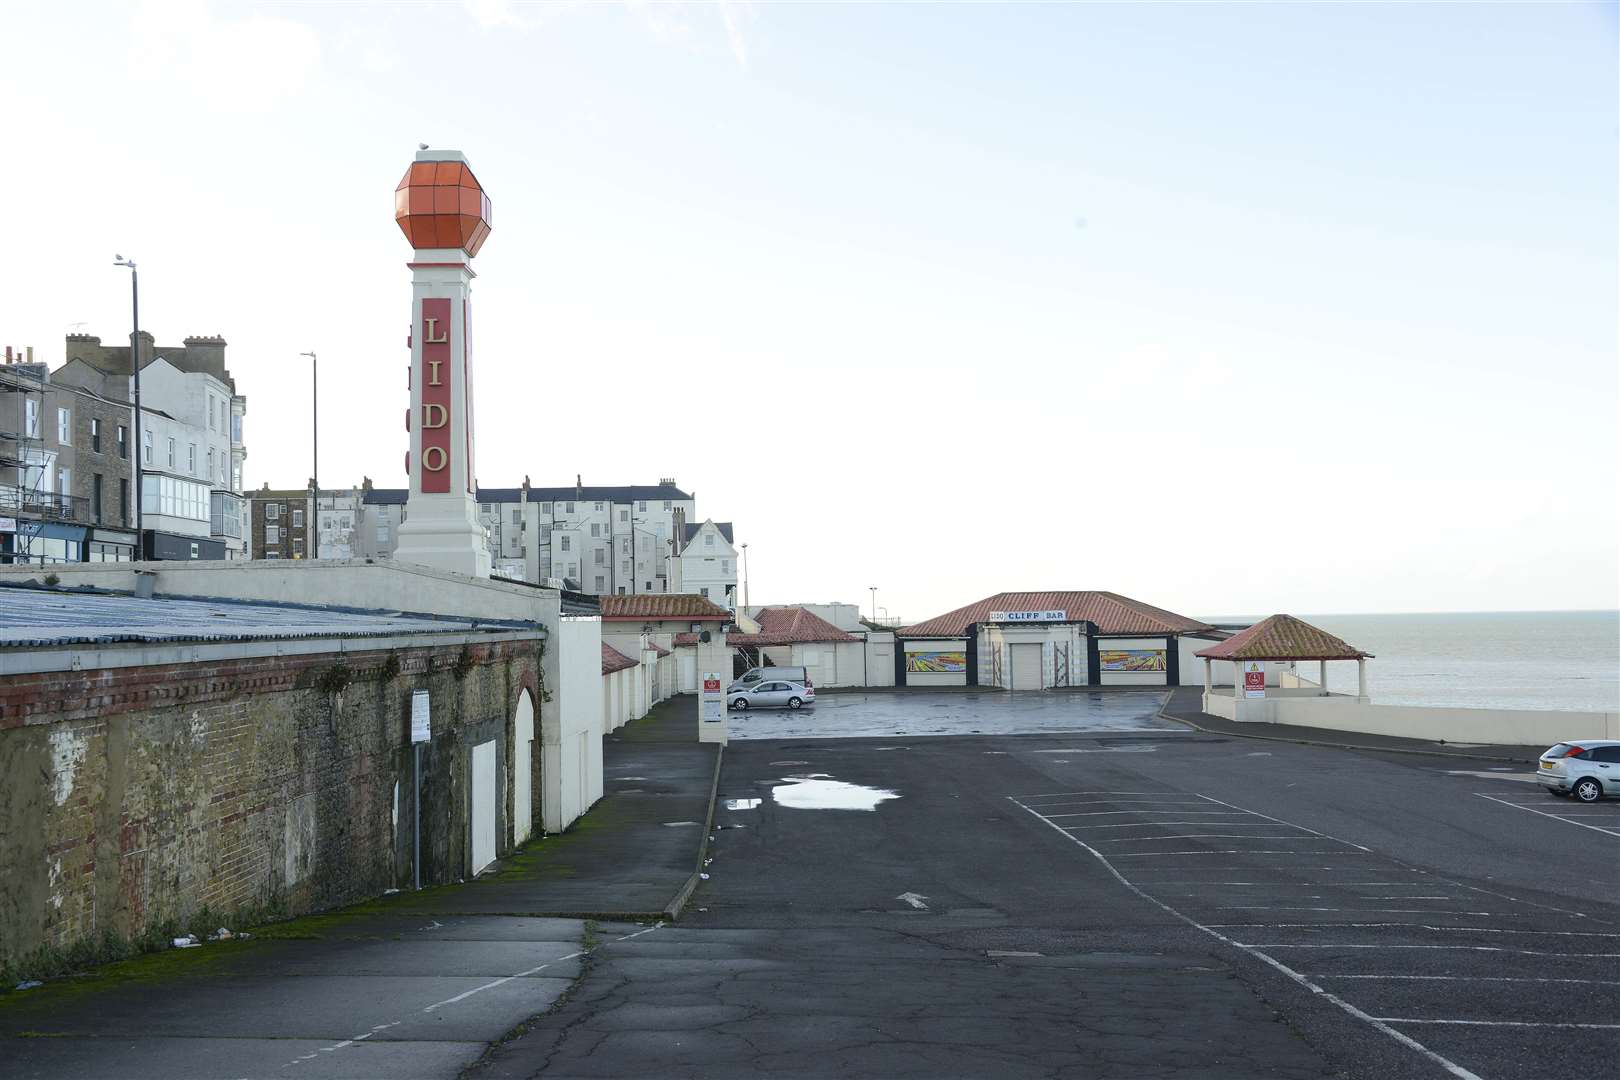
[700,674,725,725]
[1242,661,1266,699]
[411,689,431,743]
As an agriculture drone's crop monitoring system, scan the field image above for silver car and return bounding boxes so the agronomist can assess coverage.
[728,679,815,711]
[1538,740,1620,802]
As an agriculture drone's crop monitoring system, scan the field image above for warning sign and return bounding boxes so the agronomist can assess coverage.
[1242,661,1266,699]
[703,676,721,694]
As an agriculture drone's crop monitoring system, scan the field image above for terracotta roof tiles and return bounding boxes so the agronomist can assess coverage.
[599,594,732,620]
[901,592,1212,638]
[1195,614,1371,661]
[601,642,638,674]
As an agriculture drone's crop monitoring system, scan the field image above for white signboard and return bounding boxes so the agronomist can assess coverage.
[410,689,432,743]
[987,610,1067,623]
[1242,661,1266,699]
[0,517,15,533]
[700,672,725,724]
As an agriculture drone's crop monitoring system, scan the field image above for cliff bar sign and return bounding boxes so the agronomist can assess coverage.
[988,610,1067,623]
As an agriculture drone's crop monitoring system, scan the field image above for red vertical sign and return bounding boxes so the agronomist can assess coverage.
[419,298,452,493]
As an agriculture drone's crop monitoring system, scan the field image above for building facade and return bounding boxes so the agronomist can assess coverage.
[54,332,248,559]
[248,485,314,560]
[1,349,139,564]
[668,519,738,608]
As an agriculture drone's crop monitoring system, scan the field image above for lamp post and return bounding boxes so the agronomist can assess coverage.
[113,255,143,558]
[299,351,318,495]
[740,542,750,610]
[869,586,878,623]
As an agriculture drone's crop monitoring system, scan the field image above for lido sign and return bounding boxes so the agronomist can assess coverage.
[988,610,1068,623]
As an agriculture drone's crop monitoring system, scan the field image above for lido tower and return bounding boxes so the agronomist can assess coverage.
[391,149,494,578]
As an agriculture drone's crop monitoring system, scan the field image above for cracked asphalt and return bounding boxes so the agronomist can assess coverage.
[474,691,1620,1080]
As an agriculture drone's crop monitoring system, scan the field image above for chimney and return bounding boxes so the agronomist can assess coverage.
[575,473,583,501]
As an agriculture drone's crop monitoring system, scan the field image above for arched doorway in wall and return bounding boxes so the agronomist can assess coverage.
[513,688,535,845]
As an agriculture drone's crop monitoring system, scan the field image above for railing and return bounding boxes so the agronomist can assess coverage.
[0,484,92,524]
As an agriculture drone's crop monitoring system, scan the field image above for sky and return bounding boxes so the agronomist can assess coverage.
[2,1,1615,622]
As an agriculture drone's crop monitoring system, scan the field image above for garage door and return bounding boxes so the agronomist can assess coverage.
[471,739,497,874]
[1010,643,1044,690]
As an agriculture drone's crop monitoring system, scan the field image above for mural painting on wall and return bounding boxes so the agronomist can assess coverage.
[1098,649,1167,672]
[906,650,967,673]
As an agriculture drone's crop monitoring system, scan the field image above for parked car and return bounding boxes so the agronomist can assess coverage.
[1538,740,1620,802]
[728,679,815,711]
[729,666,810,693]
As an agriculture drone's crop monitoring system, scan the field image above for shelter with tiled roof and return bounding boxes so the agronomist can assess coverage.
[599,594,732,621]
[600,642,638,675]
[724,605,875,688]
[1196,614,1373,712]
[896,590,1225,691]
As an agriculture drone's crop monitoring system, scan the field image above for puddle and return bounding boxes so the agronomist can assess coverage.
[770,760,810,766]
[724,798,762,810]
[614,776,648,781]
[771,774,900,812]
[872,746,910,752]
[661,821,700,827]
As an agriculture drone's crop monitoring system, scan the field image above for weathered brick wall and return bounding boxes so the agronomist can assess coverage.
[0,636,543,969]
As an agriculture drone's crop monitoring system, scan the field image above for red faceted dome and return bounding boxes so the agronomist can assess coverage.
[394,159,492,256]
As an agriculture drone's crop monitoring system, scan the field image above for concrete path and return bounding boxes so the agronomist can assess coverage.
[728,688,1186,740]
[1160,686,1549,763]
[0,698,717,1079]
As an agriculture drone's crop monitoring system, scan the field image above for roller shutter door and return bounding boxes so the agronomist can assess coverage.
[1010,643,1044,690]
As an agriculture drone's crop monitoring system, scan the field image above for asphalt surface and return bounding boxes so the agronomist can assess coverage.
[478,691,1620,1080]
[727,688,1187,739]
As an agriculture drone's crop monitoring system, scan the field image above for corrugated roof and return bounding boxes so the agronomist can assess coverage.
[599,594,731,620]
[601,642,638,674]
[901,591,1213,638]
[741,606,859,646]
[0,586,526,649]
[1195,614,1372,661]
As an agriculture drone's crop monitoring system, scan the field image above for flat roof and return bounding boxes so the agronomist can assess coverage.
[0,585,531,649]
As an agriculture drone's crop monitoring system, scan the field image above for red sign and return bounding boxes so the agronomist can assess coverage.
[1243,665,1265,697]
[703,677,721,693]
[419,297,452,494]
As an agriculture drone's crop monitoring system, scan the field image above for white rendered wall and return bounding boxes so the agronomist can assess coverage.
[1204,689,1620,744]
[548,616,603,831]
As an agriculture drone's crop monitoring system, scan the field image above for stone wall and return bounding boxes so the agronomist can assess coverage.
[0,635,543,971]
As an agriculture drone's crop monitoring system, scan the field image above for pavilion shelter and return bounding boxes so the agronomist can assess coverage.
[1195,614,1373,722]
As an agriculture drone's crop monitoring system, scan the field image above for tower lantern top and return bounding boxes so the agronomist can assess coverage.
[394,149,492,256]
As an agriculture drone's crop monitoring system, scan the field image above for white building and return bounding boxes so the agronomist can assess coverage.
[668,519,738,609]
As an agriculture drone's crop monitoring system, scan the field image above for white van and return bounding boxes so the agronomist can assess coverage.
[729,666,810,693]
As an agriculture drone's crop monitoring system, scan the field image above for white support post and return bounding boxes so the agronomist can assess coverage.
[1357,657,1368,702]
[1319,659,1328,695]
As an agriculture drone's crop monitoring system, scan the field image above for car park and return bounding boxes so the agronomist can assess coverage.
[1537,740,1620,802]
[728,679,815,711]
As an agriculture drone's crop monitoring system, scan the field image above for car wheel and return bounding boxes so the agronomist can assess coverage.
[788,697,803,710]
[733,698,748,711]
[1572,777,1603,803]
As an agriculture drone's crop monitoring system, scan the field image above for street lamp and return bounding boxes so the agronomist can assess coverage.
[740,542,750,610]
[299,351,318,495]
[869,586,878,623]
[113,255,143,558]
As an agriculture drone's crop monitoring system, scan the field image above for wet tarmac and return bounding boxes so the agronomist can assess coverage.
[726,689,1186,740]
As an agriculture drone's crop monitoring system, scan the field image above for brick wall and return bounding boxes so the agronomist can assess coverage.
[0,636,544,969]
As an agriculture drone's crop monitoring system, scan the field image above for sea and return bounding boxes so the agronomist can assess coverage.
[1202,611,1620,715]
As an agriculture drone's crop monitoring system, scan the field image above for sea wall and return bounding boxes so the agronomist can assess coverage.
[1203,689,1619,744]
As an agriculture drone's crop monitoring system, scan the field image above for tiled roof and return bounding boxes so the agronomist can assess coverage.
[601,642,638,674]
[0,585,524,649]
[681,521,734,545]
[1195,614,1372,661]
[744,606,859,645]
[672,631,732,647]
[599,594,732,620]
[901,591,1213,638]
[652,644,671,658]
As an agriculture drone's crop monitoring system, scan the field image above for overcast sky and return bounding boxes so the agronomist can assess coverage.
[4,1,1615,621]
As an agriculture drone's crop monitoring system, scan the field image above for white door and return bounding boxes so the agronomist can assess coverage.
[471,739,497,874]
[512,691,534,846]
[1010,643,1044,690]
[679,652,697,693]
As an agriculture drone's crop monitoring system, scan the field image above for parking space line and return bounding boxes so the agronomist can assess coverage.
[1323,975,1620,986]
[1016,791,1170,798]
[1064,821,1301,830]
[1048,810,1252,818]
[1007,794,1485,1080]
[1101,834,1308,842]
[1112,849,1369,857]
[1472,793,1620,837]
[1196,794,1372,852]
[1234,943,1620,957]
[1375,1018,1620,1029]
[1213,923,1620,935]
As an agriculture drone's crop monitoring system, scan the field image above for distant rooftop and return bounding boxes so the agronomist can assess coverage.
[681,521,734,545]
[0,585,528,649]
[902,591,1215,638]
[598,594,731,621]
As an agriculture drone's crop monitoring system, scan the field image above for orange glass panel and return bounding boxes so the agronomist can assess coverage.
[481,194,492,224]
[433,188,459,213]
[394,189,410,216]
[410,162,436,185]
[396,167,413,191]
[458,188,481,216]
[409,188,434,213]
[433,162,461,185]
[433,216,461,248]
[461,167,481,190]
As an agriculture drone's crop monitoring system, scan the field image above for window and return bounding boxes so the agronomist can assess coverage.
[208,398,216,431]
[590,523,600,537]
[617,586,626,595]
[57,407,71,445]
[619,509,628,522]
[293,539,304,555]
[377,524,390,543]
[594,501,603,511]
[141,474,209,521]
[267,502,281,520]
[594,549,605,565]
[567,562,577,578]
[206,448,214,481]
[92,474,103,522]
[211,492,243,539]
[511,508,521,524]
[25,399,39,437]
[540,502,552,514]
[266,551,281,560]
[637,500,646,513]
[623,559,632,573]
[190,542,200,559]
[117,425,127,459]
[188,443,197,474]
[560,535,571,551]
[564,501,574,514]
[143,428,152,464]
[58,468,71,495]
[594,575,605,591]
[722,559,731,574]
[700,587,710,598]
[292,509,304,528]
[645,581,652,591]
[230,412,242,444]
[119,478,129,526]
[166,437,175,467]
[663,500,671,510]
[91,418,101,452]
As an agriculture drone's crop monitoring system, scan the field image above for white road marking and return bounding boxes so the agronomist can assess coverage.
[1376,1018,1620,1029]
[1473,793,1620,837]
[1325,975,1620,986]
[1237,943,1620,957]
[1101,834,1309,842]
[1195,793,1372,852]
[1008,795,1485,1080]
[1049,810,1251,818]
[1442,770,1538,783]
[896,891,930,910]
[1017,791,1175,798]
[1064,821,1299,830]
[1111,850,1367,857]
